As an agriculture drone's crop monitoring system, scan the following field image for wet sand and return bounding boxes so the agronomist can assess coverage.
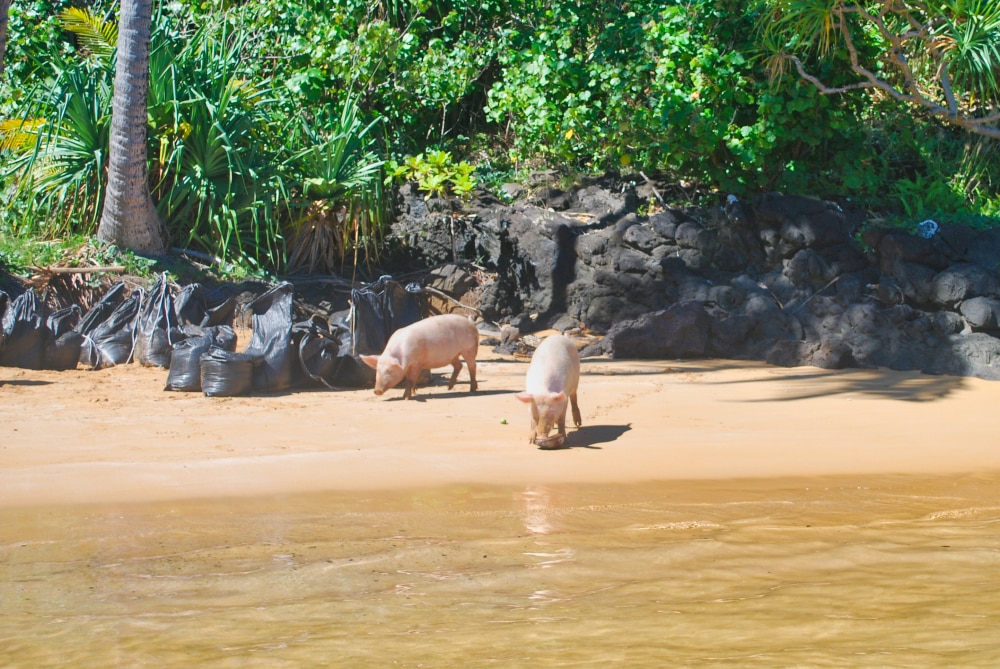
[3,348,1000,666]
[2,347,1000,507]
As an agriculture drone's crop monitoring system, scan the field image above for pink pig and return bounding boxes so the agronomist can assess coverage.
[516,333,582,448]
[361,314,479,399]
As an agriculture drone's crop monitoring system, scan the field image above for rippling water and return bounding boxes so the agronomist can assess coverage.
[3,474,999,667]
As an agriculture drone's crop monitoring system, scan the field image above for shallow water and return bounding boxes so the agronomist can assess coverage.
[3,474,999,667]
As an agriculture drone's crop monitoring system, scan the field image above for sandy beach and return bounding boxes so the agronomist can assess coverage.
[3,344,999,507]
[4,346,1000,667]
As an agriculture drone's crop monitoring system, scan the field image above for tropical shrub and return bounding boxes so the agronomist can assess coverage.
[4,0,999,272]
[755,0,1000,219]
[1,7,114,238]
[282,95,388,273]
[147,11,289,268]
[386,150,477,200]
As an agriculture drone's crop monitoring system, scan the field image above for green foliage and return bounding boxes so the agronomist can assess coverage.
[387,150,477,199]
[147,11,288,268]
[184,0,506,153]
[928,0,1000,106]
[57,6,118,63]
[880,130,1000,230]
[5,0,1000,275]
[286,96,383,202]
[282,95,388,272]
[756,0,1000,136]
[0,0,78,90]
[487,2,770,188]
[0,232,156,278]
[1,7,114,238]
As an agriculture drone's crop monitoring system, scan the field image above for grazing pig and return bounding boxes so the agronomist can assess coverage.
[516,333,582,448]
[360,314,479,399]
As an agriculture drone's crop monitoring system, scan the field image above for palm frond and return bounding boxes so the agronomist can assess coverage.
[760,0,840,57]
[931,0,1000,105]
[58,7,118,65]
[0,119,45,153]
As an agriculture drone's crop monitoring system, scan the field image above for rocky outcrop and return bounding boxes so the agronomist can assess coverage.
[387,176,1000,380]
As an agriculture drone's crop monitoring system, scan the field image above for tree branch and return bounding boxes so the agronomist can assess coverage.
[781,2,1000,140]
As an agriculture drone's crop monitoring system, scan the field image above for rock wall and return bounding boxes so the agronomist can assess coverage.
[387,177,1000,380]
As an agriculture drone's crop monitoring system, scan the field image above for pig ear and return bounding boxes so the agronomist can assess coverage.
[360,354,380,369]
[551,392,566,402]
[515,392,534,404]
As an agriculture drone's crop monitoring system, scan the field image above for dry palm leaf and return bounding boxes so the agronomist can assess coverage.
[286,202,348,275]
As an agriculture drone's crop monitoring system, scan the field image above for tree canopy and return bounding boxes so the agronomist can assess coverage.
[1,0,998,269]
[760,0,1000,139]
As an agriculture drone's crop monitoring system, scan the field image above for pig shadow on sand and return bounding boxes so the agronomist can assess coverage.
[0,379,54,388]
[556,423,632,450]
[403,387,512,401]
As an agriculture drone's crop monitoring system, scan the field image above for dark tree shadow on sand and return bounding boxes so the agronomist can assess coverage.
[579,359,966,403]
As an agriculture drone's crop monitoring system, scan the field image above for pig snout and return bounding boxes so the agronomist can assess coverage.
[534,393,567,437]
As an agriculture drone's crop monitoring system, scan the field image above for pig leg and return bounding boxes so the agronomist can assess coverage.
[525,400,538,443]
[516,392,540,442]
[570,392,582,427]
[403,368,423,400]
[445,350,478,392]
[463,349,478,392]
[447,357,463,390]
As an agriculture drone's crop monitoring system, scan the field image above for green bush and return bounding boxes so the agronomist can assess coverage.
[1,8,114,238]
[4,0,999,274]
[386,150,477,200]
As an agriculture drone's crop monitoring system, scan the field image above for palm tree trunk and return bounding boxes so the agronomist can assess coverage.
[0,0,11,77]
[97,0,167,255]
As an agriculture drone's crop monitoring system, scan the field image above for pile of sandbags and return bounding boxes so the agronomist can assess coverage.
[1,274,424,397]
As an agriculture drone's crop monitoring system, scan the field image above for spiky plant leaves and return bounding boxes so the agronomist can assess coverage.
[2,65,112,236]
[928,0,1000,106]
[283,94,387,272]
[149,15,288,268]
[286,203,346,275]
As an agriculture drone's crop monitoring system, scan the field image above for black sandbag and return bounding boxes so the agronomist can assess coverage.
[205,324,237,351]
[174,283,237,327]
[350,280,389,358]
[0,290,50,370]
[339,276,424,386]
[384,280,423,333]
[244,282,295,392]
[134,273,179,368]
[75,282,126,368]
[0,290,8,337]
[75,281,126,333]
[351,276,423,355]
[173,283,205,326]
[202,285,237,327]
[200,347,259,397]
[165,325,237,392]
[77,284,142,369]
[292,315,349,388]
[43,304,83,370]
[325,307,379,387]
